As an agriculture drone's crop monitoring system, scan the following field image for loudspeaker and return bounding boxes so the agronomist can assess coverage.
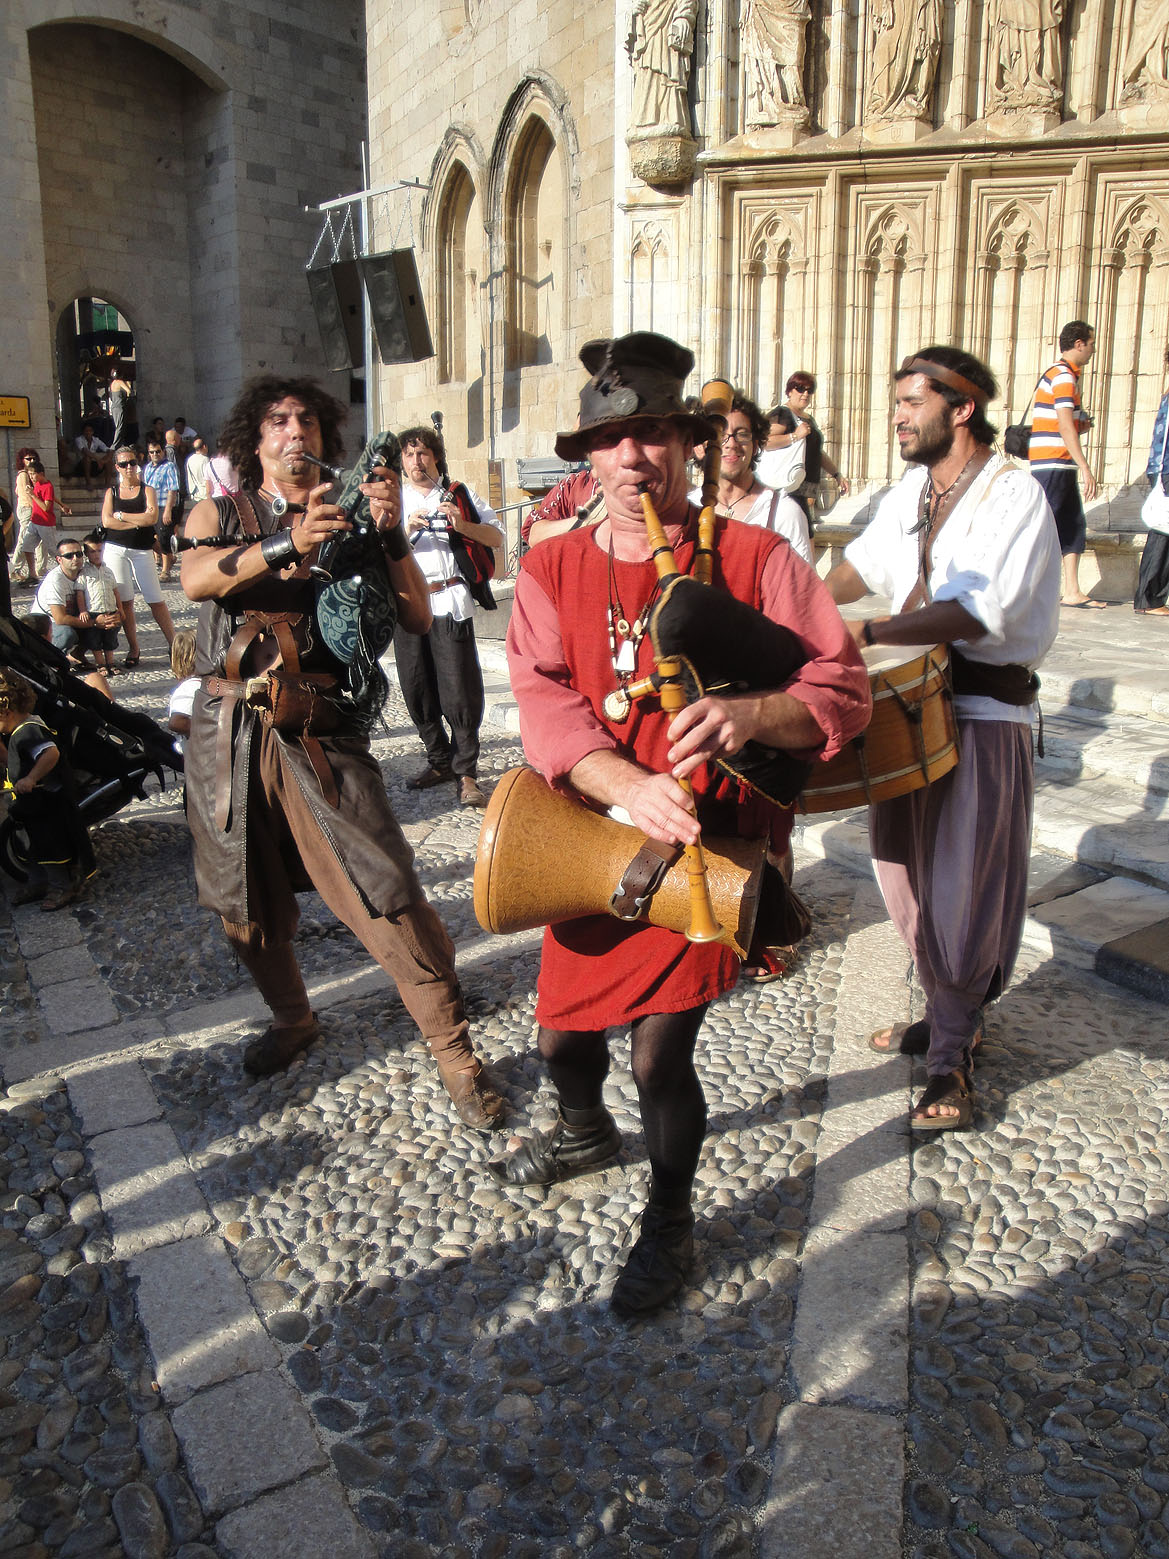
[359,250,434,365]
[307,260,364,371]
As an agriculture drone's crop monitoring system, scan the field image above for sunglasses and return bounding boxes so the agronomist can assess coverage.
[59,551,83,560]
[116,460,137,468]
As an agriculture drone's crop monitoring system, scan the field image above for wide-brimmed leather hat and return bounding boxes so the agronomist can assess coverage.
[555,332,719,461]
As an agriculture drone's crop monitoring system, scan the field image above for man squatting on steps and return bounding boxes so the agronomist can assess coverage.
[179,376,506,1132]
[826,347,1061,1132]
[493,333,870,1317]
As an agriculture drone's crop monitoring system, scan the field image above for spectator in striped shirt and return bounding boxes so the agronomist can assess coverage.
[1028,321,1103,609]
[144,438,179,582]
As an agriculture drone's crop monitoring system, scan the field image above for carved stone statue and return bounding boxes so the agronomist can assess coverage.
[866,0,943,121]
[1121,0,1169,103]
[626,0,700,135]
[741,0,811,130]
[989,0,1066,113]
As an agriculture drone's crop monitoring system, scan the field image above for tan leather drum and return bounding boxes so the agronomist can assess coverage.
[799,643,959,814]
[473,766,766,959]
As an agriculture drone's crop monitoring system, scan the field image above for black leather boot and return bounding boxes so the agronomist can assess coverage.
[610,1203,695,1319]
[488,1106,621,1187]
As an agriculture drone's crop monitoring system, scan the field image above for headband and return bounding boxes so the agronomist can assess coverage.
[898,356,990,408]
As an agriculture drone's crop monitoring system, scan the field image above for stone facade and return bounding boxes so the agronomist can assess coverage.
[365,0,617,501]
[1,0,365,471]
[367,0,1169,513]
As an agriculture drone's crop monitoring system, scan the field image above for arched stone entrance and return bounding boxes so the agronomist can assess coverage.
[55,297,136,450]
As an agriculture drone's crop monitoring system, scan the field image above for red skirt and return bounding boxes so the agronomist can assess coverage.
[535,914,738,1030]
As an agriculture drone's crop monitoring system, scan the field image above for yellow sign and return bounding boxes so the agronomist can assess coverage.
[0,396,31,429]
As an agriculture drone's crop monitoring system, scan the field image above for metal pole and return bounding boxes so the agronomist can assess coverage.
[359,142,374,443]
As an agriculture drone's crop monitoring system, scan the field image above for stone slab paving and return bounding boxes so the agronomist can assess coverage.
[1,589,1168,1558]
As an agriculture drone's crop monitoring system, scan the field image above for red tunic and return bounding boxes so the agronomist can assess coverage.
[508,513,870,1029]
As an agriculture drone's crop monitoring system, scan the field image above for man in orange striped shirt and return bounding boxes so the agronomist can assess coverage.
[1028,321,1102,608]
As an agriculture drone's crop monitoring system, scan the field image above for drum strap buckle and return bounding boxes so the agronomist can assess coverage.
[611,840,683,921]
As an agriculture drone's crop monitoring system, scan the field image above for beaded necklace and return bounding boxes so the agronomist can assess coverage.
[601,535,672,723]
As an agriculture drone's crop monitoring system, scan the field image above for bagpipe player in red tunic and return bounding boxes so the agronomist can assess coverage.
[495,332,870,1318]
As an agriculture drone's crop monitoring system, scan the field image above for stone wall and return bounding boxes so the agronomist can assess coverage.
[364,0,617,500]
[1,0,366,478]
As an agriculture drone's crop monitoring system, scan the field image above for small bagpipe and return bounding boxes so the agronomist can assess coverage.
[174,433,405,728]
[428,411,496,610]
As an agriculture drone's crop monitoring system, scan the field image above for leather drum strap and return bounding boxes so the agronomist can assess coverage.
[610,839,683,921]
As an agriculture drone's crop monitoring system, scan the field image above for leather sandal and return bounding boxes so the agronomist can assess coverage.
[40,881,81,913]
[242,1014,321,1077]
[488,1109,622,1187]
[457,776,487,809]
[869,1020,931,1055]
[408,764,454,790]
[610,1204,696,1319]
[909,1070,974,1132]
[439,1062,507,1133]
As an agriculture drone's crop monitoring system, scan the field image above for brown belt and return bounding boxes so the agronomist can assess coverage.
[203,671,340,830]
[428,577,463,593]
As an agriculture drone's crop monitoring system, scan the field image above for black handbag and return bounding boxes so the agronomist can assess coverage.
[1003,373,1045,457]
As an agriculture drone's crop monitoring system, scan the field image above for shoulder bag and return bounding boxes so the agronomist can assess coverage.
[1003,373,1046,458]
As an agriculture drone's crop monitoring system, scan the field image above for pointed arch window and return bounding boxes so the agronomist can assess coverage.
[504,117,562,371]
[436,163,480,384]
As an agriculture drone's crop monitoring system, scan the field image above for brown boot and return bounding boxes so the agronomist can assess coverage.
[439,1061,507,1133]
[242,1014,321,1077]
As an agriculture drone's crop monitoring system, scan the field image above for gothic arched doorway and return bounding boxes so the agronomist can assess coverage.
[55,297,137,452]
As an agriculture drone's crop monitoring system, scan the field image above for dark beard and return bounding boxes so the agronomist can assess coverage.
[901,411,954,468]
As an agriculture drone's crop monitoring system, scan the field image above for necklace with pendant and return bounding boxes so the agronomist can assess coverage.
[601,540,663,723]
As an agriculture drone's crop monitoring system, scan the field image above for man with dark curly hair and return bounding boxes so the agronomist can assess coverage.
[179,376,507,1131]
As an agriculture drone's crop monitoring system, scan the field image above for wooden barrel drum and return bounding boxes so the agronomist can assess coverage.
[799,643,959,814]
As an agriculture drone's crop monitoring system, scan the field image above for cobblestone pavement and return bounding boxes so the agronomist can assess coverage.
[1,587,1167,1558]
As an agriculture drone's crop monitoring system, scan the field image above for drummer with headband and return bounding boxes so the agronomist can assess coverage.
[826,347,1060,1132]
[496,332,869,1319]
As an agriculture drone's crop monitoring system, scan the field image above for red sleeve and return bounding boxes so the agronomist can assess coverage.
[505,569,620,785]
[521,471,597,543]
[759,547,872,760]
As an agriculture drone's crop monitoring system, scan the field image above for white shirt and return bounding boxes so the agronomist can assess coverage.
[185,451,212,502]
[687,484,813,566]
[80,562,119,616]
[844,453,1061,723]
[168,677,200,756]
[35,567,81,615]
[756,442,806,495]
[402,480,497,623]
[74,434,110,454]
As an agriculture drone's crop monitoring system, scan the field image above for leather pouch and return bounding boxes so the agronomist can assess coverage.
[244,671,341,737]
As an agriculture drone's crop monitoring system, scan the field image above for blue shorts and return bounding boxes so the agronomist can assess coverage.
[1033,468,1085,556]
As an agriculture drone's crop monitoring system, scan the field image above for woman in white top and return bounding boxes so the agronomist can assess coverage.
[687,394,813,564]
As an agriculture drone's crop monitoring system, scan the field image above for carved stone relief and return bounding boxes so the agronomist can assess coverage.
[626,0,699,184]
[865,0,943,121]
[1121,0,1169,104]
[740,0,811,131]
[987,0,1066,114]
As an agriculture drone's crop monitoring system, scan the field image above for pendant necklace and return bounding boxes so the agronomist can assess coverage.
[260,487,290,518]
[602,540,662,723]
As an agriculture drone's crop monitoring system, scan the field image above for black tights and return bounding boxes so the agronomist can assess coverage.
[537,1006,709,1209]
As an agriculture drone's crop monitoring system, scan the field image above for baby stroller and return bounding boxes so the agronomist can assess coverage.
[0,613,183,883]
